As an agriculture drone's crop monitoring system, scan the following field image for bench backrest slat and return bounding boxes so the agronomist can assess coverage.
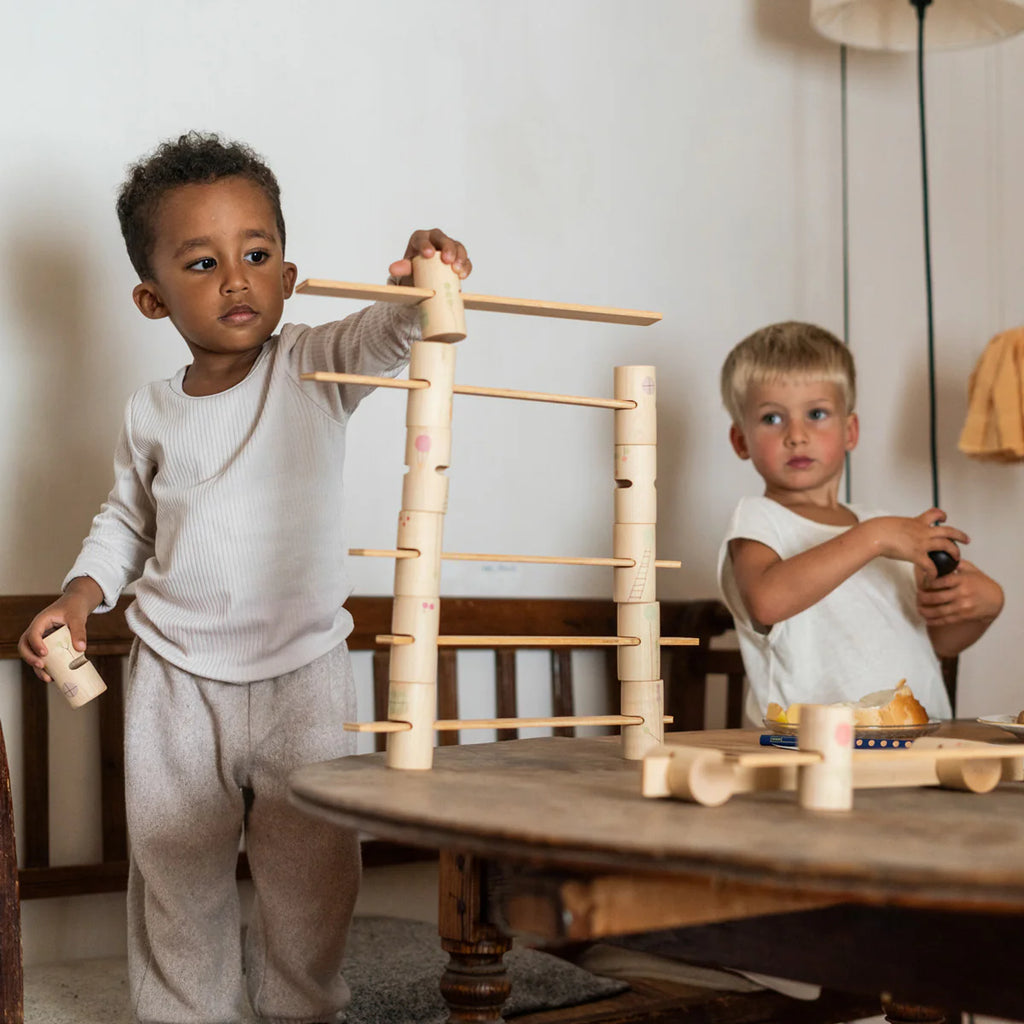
[550,650,575,737]
[18,666,48,871]
[494,649,518,741]
[436,650,459,748]
[95,656,128,864]
[371,649,390,753]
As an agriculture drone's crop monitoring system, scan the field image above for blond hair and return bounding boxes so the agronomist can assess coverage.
[720,321,855,424]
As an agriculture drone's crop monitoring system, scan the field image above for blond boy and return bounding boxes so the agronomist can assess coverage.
[718,321,1003,722]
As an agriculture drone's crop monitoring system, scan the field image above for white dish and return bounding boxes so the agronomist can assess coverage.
[976,715,1024,740]
[763,717,942,741]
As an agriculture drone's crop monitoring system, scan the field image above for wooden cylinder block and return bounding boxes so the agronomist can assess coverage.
[402,426,452,513]
[617,602,661,682]
[389,595,441,683]
[394,510,444,597]
[614,444,657,525]
[614,365,657,445]
[621,679,664,760]
[386,680,436,770]
[935,756,1002,794]
[412,253,466,342]
[407,341,457,428]
[664,746,737,806]
[797,704,854,811]
[613,523,657,604]
[42,625,107,708]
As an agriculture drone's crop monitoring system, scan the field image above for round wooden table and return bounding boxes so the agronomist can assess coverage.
[290,724,1024,1022]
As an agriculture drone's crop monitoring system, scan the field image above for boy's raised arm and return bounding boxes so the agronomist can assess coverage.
[730,527,881,628]
[731,510,967,629]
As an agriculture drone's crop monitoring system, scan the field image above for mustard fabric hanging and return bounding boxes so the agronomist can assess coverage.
[958,326,1024,462]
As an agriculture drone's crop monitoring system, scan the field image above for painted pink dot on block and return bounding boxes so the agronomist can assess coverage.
[415,434,431,453]
[834,722,853,747]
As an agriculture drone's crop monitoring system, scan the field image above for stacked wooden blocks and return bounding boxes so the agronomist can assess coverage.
[298,255,692,770]
[613,367,663,760]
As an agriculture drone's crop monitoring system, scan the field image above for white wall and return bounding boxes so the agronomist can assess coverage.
[2,0,1023,964]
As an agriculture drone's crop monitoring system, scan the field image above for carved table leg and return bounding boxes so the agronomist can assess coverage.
[439,850,512,1023]
[882,997,948,1023]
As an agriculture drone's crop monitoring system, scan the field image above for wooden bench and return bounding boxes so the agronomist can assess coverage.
[0,594,888,1024]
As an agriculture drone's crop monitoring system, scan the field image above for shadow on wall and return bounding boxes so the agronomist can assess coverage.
[892,352,978,512]
[894,351,1022,514]
[3,186,114,591]
[751,0,837,58]
[751,0,913,78]
[644,331,726,600]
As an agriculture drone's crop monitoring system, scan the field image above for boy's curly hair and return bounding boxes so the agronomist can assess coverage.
[116,131,286,280]
[720,321,856,424]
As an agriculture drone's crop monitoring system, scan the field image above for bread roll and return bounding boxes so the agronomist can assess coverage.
[843,681,928,726]
[767,681,928,727]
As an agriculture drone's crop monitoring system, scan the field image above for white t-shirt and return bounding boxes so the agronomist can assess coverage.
[717,495,952,721]
[65,301,418,683]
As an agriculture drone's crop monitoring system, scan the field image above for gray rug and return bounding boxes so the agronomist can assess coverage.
[24,915,627,1023]
[25,958,130,1024]
[345,916,627,1023]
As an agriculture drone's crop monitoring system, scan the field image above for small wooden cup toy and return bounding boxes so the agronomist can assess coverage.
[42,626,107,708]
[797,704,854,811]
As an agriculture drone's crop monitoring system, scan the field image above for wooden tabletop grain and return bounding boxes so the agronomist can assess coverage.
[289,723,1024,914]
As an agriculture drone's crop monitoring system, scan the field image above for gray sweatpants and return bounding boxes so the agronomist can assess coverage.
[125,640,360,1024]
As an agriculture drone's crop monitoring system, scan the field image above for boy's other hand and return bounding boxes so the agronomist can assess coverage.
[917,559,1005,627]
[389,229,471,285]
[17,577,103,683]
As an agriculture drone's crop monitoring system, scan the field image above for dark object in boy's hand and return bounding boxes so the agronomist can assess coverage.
[928,520,959,577]
[928,550,958,577]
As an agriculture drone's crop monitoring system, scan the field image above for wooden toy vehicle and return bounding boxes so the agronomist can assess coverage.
[643,703,1024,810]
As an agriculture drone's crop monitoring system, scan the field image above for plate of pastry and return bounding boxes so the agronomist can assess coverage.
[975,714,1024,740]
[764,680,942,740]
[762,718,942,740]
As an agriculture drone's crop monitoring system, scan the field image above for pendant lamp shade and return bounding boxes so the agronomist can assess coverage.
[811,0,1024,50]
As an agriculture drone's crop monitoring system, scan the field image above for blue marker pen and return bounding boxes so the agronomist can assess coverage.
[759,734,912,750]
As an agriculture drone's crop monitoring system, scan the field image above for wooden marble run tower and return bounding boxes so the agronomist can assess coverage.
[299,254,694,770]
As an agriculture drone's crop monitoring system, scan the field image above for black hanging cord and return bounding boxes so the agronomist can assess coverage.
[841,43,852,504]
[911,0,941,509]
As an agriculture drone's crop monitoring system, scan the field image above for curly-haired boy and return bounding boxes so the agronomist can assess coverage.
[21,131,471,1024]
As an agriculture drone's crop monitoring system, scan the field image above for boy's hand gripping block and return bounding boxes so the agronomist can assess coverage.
[42,625,107,708]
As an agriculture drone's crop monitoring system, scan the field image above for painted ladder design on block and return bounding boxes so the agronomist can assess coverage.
[627,548,653,602]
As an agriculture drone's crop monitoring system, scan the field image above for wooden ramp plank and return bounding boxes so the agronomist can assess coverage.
[461,292,662,326]
[295,278,661,325]
[297,279,429,304]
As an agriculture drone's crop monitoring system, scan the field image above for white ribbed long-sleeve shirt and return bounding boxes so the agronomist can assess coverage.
[65,301,419,682]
